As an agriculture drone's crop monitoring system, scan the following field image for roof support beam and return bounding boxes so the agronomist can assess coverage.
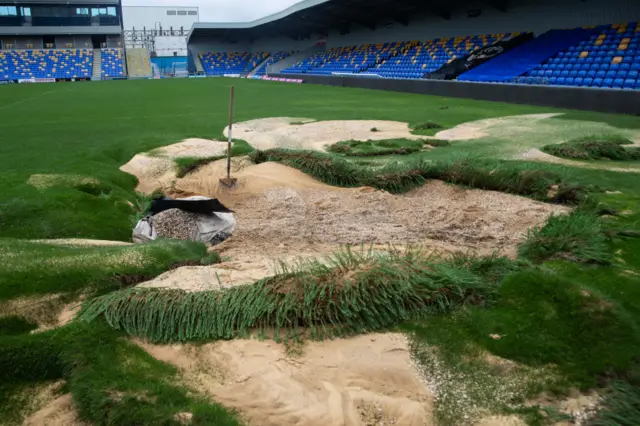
[483,0,508,12]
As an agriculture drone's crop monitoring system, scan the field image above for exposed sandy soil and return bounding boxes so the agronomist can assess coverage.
[30,239,132,247]
[224,117,425,151]
[26,174,102,190]
[433,113,563,141]
[22,393,85,426]
[126,158,570,290]
[517,148,640,173]
[120,138,229,193]
[137,333,433,426]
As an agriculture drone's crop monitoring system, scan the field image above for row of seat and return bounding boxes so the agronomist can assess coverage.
[0,49,93,79]
[280,32,522,79]
[523,22,639,89]
[0,48,126,80]
[254,51,295,76]
[101,48,124,78]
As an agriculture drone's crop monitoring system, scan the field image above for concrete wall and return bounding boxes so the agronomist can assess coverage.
[123,6,198,32]
[272,72,640,115]
[0,26,122,35]
[325,0,640,47]
[1,36,43,49]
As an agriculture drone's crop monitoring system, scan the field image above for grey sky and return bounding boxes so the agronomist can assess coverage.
[123,0,305,22]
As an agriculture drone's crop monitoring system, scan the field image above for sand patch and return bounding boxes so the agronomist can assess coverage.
[27,174,102,190]
[127,158,568,289]
[224,117,425,152]
[137,332,433,426]
[120,138,229,193]
[30,239,131,247]
[434,113,563,141]
[517,148,640,173]
[0,294,66,329]
[22,393,85,426]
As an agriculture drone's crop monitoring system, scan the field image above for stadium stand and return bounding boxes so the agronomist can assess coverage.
[199,52,253,75]
[253,51,295,76]
[0,49,93,80]
[520,22,640,89]
[458,28,598,82]
[280,33,521,78]
[245,51,269,72]
[100,48,125,78]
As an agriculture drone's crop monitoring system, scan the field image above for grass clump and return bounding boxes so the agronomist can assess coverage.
[591,381,640,425]
[251,149,588,202]
[326,139,424,157]
[412,121,443,131]
[80,249,517,343]
[425,139,450,147]
[518,209,611,264]
[543,134,640,161]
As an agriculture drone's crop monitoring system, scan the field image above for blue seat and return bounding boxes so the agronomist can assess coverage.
[578,70,587,77]
[549,76,558,84]
[573,77,584,85]
[596,70,606,78]
[556,77,566,85]
[602,78,613,87]
[568,70,578,77]
[565,77,575,85]
[583,77,594,86]
[629,70,639,79]
[613,78,624,88]
[623,79,636,89]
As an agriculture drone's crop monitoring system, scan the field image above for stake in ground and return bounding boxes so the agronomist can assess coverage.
[0,78,639,425]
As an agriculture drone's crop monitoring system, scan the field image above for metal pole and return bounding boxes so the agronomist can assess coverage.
[227,85,235,180]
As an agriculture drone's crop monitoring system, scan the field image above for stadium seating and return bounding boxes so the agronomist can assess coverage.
[199,52,251,75]
[245,51,269,72]
[253,51,295,76]
[100,48,125,78]
[521,22,640,89]
[280,33,520,78]
[0,49,93,80]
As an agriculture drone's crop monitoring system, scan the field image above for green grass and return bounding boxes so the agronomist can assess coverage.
[326,138,425,156]
[0,239,217,302]
[543,134,640,161]
[0,321,242,425]
[2,78,640,424]
[590,381,640,426]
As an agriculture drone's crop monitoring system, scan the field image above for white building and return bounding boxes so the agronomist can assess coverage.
[122,5,199,52]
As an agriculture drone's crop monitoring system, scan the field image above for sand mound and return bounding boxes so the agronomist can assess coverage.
[136,161,568,289]
[433,113,564,141]
[137,332,433,426]
[120,138,229,193]
[172,160,339,207]
[224,117,425,152]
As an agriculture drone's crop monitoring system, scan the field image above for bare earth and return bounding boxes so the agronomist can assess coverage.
[129,159,570,290]
[224,117,425,151]
[137,333,433,426]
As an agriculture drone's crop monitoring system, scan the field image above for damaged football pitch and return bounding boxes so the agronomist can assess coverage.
[1,78,640,425]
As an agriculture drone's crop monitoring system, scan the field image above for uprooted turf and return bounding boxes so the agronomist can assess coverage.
[326,138,426,156]
[543,134,640,161]
[250,148,589,202]
[79,249,519,343]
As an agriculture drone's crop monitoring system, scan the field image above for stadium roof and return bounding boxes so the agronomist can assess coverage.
[188,0,510,42]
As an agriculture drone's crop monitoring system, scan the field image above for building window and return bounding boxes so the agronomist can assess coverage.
[0,6,17,16]
[107,7,116,16]
[187,11,197,15]
[76,8,89,15]
[21,7,31,16]
[167,10,176,15]
[177,11,187,15]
